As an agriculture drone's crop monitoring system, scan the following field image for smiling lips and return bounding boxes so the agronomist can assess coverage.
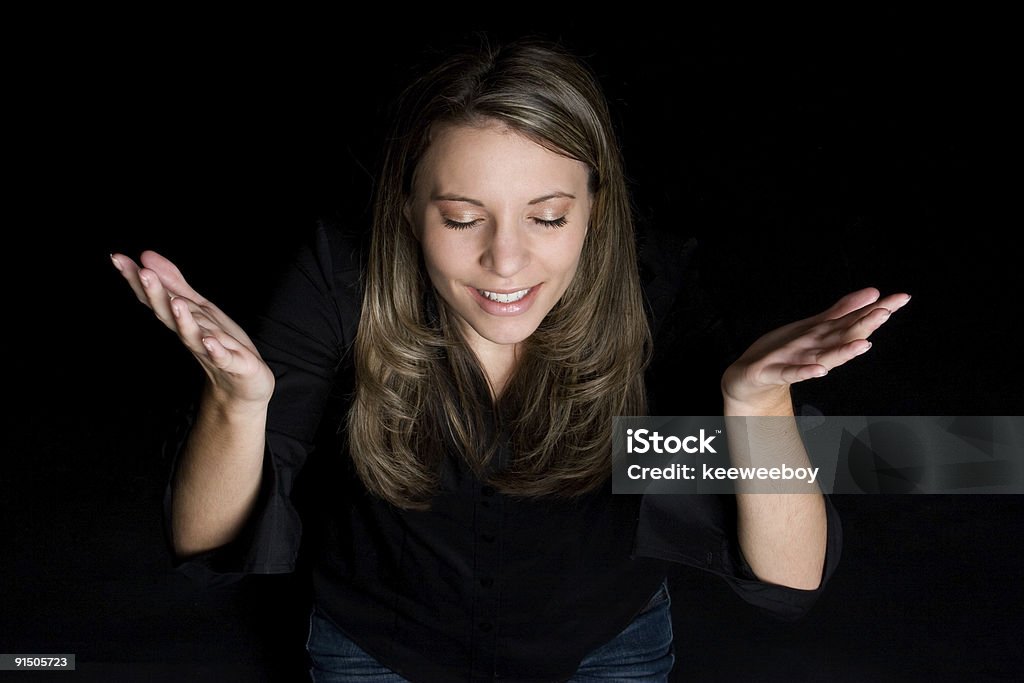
[478,288,531,303]
[469,284,541,315]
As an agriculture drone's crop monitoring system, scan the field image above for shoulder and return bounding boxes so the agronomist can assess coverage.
[637,227,723,344]
[637,227,700,326]
[313,217,367,348]
[295,216,367,294]
[637,228,738,415]
[314,216,369,281]
[255,217,367,352]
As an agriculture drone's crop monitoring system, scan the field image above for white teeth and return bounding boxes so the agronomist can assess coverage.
[479,288,530,303]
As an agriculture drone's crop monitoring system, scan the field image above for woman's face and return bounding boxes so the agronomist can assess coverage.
[407,121,592,356]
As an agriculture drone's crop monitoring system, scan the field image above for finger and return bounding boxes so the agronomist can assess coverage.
[111,253,152,308]
[831,307,893,345]
[139,250,208,303]
[809,338,873,371]
[200,334,232,370]
[169,296,214,356]
[821,287,880,321]
[823,293,911,345]
[140,263,254,347]
[883,292,912,313]
[199,333,255,374]
[185,298,257,349]
[767,362,829,385]
[138,267,178,328]
[847,292,910,319]
[168,295,217,329]
[170,298,243,353]
[116,251,258,352]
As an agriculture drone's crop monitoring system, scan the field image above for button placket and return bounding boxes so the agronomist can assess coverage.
[469,449,505,678]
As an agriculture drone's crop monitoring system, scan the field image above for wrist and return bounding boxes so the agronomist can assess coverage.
[722,385,794,417]
[201,381,271,420]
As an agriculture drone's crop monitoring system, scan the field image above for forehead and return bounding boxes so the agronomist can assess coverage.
[414,122,590,200]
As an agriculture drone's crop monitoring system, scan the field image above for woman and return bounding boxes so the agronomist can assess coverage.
[111,37,908,682]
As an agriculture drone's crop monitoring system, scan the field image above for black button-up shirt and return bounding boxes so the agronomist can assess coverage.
[162,219,842,682]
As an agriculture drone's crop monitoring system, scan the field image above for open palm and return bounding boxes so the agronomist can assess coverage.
[722,287,911,409]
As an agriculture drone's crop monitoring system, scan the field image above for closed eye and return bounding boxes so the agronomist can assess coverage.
[534,216,568,229]
[443,216,568,230]
[443,218,482,230]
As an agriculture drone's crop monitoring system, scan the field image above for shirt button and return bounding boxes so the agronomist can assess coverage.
[479,622,493,632]
[481,485,495,496]
[480,533,496,543]
[480,577,494,588]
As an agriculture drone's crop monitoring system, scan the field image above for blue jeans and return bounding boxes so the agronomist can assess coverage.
[306,581,675,682]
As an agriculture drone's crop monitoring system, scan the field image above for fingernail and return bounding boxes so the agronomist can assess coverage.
[110,254,123,272]
[880,309,891,319]
[202,337,214,353]
[172,301,181,318]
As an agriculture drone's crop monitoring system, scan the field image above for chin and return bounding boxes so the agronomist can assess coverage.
[473,321,541,346]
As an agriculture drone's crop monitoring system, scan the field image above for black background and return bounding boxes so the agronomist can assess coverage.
[5,10,1021,682]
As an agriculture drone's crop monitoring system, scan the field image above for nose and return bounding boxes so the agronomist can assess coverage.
[479,219,529,278]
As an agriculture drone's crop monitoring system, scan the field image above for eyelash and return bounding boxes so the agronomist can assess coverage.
[442,217,569,230]
[537,216,568,229]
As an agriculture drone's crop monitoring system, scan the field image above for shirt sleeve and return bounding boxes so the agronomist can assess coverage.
[160,220,360,582]
[630,491,842,621]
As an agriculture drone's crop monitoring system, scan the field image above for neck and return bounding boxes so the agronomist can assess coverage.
[472,342,519,402]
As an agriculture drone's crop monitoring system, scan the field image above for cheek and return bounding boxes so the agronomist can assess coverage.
[420,227,474,281]
[550,230,588,279]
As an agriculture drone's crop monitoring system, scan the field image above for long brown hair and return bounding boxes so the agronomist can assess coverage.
[347,36,651,510]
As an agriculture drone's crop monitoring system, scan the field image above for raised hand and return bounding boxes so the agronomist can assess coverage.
[111,251,275,406]
[721,287,911,413]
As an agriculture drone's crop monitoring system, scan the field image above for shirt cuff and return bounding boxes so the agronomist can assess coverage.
[629,492,843,621]
[160,402,300,585]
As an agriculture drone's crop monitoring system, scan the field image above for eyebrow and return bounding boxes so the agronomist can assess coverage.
[430,191,576,206]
